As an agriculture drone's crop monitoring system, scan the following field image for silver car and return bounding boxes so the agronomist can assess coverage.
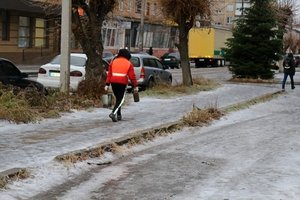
[129,53,172,90]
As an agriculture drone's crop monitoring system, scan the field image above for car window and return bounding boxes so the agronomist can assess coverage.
[155,59,164,69]
[0,60,21,76]
[148,58,157,68]
[102,51,113,58]
[50,55,87,67]
[70,56,86,66]
[130,57,140,67]
[50,55,62,64]
[169,52,180,59]
[142,58,150,66]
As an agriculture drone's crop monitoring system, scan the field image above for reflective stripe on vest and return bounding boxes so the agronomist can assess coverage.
[112,72,127,77]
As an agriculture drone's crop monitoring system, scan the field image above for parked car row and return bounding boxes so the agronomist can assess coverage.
[0,51,173,94]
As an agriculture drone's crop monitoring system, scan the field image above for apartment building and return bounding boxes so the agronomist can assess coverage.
[0,0,59,64]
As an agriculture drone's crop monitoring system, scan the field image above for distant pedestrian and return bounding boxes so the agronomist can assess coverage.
[282,53,296,91]
[147,47,153,55]
[105,48,138,122]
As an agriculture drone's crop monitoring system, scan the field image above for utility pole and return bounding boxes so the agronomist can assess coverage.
[138,0,145,52]
[60,0,71,93]
[241,0,244,16]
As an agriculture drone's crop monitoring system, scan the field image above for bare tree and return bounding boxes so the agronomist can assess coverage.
[274,0,299,53]
[159,0,210,86]
[283,31,300,52]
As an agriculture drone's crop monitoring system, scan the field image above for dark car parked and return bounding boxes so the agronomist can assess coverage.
[0,58,46,94]
[161,52,180,69]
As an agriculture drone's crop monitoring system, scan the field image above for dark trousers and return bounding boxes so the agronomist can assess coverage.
[282,72,295,89]
[111,83,127,116]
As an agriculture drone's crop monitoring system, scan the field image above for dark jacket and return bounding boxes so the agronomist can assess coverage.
[283,54,296,75]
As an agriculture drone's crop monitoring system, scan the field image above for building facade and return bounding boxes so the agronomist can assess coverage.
[0,0,240,64]
[102,0,240,57]
[0,0,59,64]
[99,0,178,57]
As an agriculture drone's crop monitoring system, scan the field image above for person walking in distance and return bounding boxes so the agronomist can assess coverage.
[147,47,153,55]
[105,48,138,122]
[282,53,296,91]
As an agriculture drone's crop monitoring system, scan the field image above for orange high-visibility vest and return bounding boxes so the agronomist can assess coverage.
[106,57,137,86]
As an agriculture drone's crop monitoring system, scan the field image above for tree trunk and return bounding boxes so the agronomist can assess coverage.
[178,23,193,86]
[72,9,105,83]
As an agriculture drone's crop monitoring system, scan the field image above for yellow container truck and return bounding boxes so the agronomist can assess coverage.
[189,27,232,68]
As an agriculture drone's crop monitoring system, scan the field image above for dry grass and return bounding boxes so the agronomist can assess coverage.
[0,86,39,123]
[0,85,105,123]
[0,168,29,189]
[181,106,224,127]
[0,76,218,123]
[55,142,124,164]
[142,76,219,97]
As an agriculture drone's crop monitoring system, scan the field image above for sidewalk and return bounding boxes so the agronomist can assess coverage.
[1,69,300,187]
[0,83,283,176]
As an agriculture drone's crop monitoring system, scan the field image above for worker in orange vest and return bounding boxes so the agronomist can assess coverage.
[105,48,138,122]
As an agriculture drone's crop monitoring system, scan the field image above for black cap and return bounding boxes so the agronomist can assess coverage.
[117,48,131,60]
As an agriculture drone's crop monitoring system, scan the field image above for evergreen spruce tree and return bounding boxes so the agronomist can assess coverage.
[223,0,284,79]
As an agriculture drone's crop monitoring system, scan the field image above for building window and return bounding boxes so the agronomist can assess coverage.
[135,0,141,14]
[119,0,124,11]
[146,2,150,15]
[1,10,10,41]
[143,31,153,47]
[227,4,234,12]
[215,9,222,14]
[227,16,234,24]
[18,16,30,47]
[127,0,132,11]
[35,18,46,47]
[134,24,171,48]
[153,3,157,16]
[102,27,120,48]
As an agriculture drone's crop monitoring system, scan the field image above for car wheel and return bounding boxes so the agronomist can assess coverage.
[168,77,172,85]
[147,78,155,88]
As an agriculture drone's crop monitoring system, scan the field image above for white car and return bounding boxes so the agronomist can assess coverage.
[37,53,108,91]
